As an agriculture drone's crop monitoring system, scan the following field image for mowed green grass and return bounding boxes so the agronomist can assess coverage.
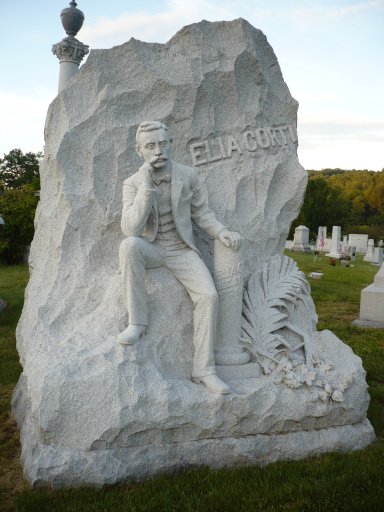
[1,255,383,512]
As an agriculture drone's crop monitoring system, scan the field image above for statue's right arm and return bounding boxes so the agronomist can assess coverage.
[121,175,155,237]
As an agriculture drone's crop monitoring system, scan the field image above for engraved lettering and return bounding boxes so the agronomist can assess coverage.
[190,142,208,166]
[189,123,297,167]
[268,128,282,147]
[243,130,257,152]
[276,126,288,145]
[288,124,298,143]
[227,135,243,157]
[217,136,227,159]
[255,128,271,149]
[206,139,224,163]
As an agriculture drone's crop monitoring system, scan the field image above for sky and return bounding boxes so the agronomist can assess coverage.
[1,0,383,170]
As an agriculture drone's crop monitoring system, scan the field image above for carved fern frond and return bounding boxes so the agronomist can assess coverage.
[240,255,311,368]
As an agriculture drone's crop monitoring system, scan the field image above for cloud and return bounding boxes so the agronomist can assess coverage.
[292,0,384,29]
[299,117,384,136]
[0,89,54,156]
[298,117,384,170]
[80,0,384,48]
[81,0,238,48]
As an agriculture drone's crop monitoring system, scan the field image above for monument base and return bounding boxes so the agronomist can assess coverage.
[13,329,375,487]
[15,415,374,488]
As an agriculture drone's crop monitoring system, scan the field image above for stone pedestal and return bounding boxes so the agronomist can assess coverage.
[213,241,250,365]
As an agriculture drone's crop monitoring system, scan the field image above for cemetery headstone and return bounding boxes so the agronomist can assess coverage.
[372,247,384,266]
[353,263,384,328]
[12,19,375,487]
[348,234,368,254]
[364,239,375,262]
[316,226,326,251]
[326,226,342,259]
[291,225,312,253]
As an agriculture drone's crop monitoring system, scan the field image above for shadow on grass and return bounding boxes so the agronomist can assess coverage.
[14,446,384,511]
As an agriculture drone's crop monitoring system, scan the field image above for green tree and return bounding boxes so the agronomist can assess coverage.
[0,148,42,190]
[0,149,42,263]
[292,169,384,240]
[0,187,39,263]
[291,177,351,238]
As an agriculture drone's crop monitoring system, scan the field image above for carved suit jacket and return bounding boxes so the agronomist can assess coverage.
[121,161,225,253]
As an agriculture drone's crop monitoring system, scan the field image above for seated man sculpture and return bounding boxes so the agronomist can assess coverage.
[118,121,241,394]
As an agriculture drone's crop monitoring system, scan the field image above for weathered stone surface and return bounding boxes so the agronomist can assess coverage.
[13,19,374,486]
[13,329,374,487]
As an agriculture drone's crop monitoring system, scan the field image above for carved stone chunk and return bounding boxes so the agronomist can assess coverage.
[13,19,374,487]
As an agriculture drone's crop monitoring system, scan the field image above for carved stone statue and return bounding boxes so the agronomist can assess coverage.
[118,121,242,394]
[12,20,375,487]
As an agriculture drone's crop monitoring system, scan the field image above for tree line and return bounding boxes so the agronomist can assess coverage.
[290,168,384,242]
[0,149,41,263]
[0,149,383,263]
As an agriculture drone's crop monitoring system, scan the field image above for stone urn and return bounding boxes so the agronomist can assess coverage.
[60,1,84,37]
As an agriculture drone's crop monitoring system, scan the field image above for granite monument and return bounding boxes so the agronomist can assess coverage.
[12,19,375,487]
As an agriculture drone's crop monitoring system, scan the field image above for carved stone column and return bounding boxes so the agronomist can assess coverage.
[213,240,250,365]
[52,1,89,92]
[52,37,89,92]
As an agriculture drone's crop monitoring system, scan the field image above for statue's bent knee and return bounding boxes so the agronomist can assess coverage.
[120,236,141,255]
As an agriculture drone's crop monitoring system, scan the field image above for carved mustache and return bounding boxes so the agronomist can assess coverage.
[150,156,168,164]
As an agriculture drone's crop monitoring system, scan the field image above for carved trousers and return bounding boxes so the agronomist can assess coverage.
[119,236,218,377]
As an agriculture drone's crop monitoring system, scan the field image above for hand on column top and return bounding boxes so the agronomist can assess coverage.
[218,230,242,251]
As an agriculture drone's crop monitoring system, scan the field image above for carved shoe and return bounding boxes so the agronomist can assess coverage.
[118,324,146,345]
[192,374,230,395]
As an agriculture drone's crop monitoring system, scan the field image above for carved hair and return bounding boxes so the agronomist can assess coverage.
[135,121,171,143]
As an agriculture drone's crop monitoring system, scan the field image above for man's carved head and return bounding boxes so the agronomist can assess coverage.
[135,121,170,142]
[135,121,172,170]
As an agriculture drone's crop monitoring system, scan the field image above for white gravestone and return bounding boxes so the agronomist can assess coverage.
[12,19,375,487]
[291,225,311,253]
[316,226,327,251]
[341,235,349,256]
[349,234,368,254]
[327,226,342,259]
[364,239,375,262]
[353,263,384,328]
[372,247,383,266]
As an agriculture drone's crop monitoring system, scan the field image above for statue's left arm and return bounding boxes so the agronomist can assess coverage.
[190,170,242,251]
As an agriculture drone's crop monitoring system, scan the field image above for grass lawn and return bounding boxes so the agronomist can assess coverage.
[0,254,383,512]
